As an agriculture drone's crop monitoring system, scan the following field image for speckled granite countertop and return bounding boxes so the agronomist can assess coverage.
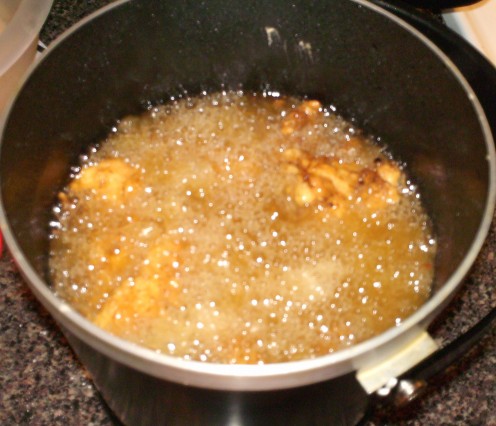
[1,1,495,425]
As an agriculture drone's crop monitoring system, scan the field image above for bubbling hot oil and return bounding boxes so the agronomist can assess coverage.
[49,91,436,364]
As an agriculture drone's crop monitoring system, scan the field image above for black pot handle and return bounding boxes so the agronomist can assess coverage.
[372,306,496,407]
[387,0,481,9]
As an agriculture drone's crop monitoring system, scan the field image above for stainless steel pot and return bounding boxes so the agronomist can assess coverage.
[1,0,495,425]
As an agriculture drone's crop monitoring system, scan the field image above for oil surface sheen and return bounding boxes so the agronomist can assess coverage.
[49,92,436,364]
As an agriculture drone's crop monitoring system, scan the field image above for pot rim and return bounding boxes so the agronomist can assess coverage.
[1,0,495,391]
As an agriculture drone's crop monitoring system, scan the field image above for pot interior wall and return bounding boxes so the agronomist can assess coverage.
[0,0,490,299]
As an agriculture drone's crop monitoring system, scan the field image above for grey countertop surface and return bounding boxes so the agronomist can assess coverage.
[1,1,495,425]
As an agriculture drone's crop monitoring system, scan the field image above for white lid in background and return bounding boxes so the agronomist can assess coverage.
[444,0,496,67]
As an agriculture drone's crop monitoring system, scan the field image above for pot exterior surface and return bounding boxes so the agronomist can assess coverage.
[62,327,368,426]
[0,0,494,424]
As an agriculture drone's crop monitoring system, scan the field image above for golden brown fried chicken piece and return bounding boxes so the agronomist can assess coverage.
[281,100,322,135]
[69,158,140,202]
[94,238,182,332]
[357,166,400,210]
[282,147,401,213]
